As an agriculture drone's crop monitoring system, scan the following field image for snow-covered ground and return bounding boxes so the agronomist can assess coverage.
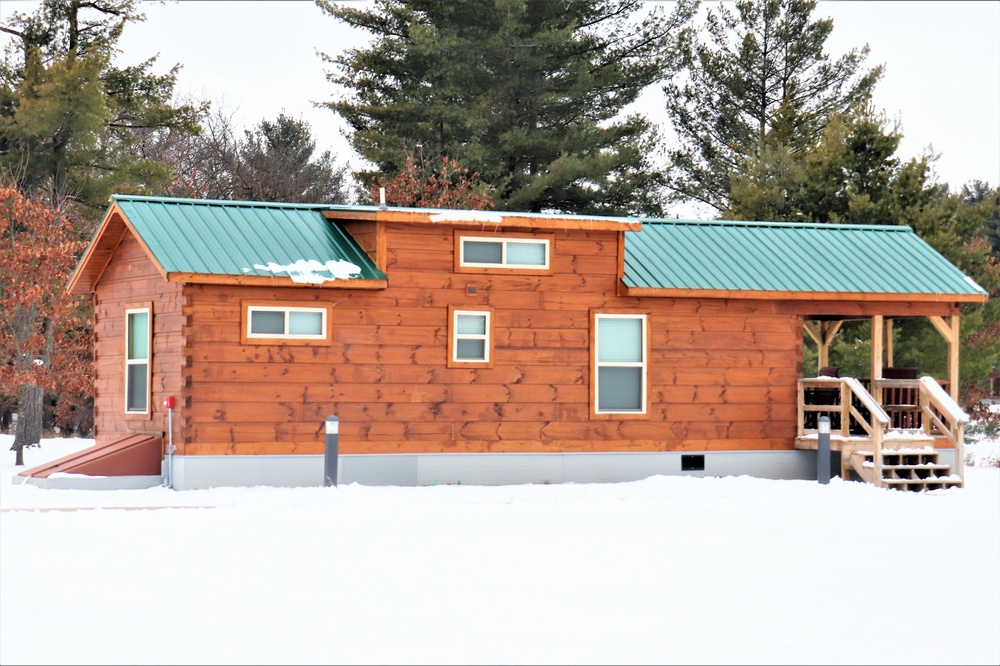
[1,432,998,665]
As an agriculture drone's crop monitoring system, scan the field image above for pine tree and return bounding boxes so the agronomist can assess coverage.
[234,114,352,203]
[664,0,881,213]
[0,0,205,217]
[318,0,696,215]
[154,110,354,204]
[726,104,1000,400]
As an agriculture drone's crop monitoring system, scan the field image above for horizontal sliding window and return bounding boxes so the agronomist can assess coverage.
[459,236,550,270]
[245,305,329,341]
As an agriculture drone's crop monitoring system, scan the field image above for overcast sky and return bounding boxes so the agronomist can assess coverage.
[2,0,998,213]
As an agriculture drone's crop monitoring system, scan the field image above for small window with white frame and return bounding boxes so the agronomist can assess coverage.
[594,313,647,414]
[245,305,329,342]
[448,307,493,367]
[459,236,550,270]
[125,306,151,415]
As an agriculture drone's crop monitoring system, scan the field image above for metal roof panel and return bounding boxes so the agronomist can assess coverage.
[113,196,387,282]
[623,220,986,297]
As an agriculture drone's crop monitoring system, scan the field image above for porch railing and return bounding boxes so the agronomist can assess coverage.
[798,377,891,484]
[799,375,967,485]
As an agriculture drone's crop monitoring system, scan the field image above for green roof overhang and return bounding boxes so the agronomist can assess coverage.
[622,220,988,303]
[69,195,388,293]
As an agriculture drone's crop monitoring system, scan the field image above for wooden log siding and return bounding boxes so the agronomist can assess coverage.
[174,223,802,456]
[92,234,184,446]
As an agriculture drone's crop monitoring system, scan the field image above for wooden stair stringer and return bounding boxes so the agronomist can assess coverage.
[850,446,963,492]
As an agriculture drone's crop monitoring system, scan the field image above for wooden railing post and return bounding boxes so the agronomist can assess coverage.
[839,382,850,437]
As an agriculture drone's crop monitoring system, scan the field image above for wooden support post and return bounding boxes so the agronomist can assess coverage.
[948,314,959,402]
[871,315,884,405]
[885,318,894,368]
[928,315,960,401]
[804,320,842,373]
[797,380,805,436]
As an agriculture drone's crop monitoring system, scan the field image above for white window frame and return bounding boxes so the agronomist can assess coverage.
[594,313,647,415]
[451,309,491,364]
[246,305,328,340]
[124,306,151,415]
[459,236,550,270]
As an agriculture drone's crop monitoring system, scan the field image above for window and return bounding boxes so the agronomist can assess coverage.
[458,236,550,270]
[448,307,493,367]
[245,305,329,342]
[594,313,647,414]
[125,306,151,414]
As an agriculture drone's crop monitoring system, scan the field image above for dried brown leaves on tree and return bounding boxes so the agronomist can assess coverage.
[370,155,493,210]
[0,186,91,462]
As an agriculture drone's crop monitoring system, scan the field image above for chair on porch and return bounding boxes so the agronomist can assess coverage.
[882,366,919,428]
[804,366,842,431]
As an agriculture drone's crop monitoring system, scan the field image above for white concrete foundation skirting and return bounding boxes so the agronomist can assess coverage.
[168,450,818,491]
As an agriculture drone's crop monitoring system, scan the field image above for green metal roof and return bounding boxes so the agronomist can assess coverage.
[103,196,985,298]
[112,195,387,282]
[623,219,987,297]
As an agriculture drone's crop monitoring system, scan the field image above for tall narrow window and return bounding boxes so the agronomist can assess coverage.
[448,306,494,367]
[125,307,151,414]
[595,314,646,414]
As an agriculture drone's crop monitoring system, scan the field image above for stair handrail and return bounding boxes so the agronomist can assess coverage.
[843,377,891,487]
[918,376,968,482]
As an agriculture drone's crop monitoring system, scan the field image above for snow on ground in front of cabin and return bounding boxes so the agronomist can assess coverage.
[0,432,997,665]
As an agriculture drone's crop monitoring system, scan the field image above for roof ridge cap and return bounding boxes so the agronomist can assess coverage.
[111,194,368,211]
[639,219,911,232]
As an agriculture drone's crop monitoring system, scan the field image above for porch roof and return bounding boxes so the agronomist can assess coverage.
[622,219,988,302]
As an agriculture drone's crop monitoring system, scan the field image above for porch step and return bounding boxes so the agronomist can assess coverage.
[850,449,963,492]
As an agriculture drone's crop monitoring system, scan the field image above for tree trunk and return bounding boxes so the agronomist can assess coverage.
[12,383,43,466]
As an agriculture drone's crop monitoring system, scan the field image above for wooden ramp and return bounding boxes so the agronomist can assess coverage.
[18,434,163,480]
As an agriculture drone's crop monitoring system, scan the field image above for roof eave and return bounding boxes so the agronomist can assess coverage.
[324,208,641,232]
[621,286,989,303]
[67,201,168,294]
[165,273,388,289]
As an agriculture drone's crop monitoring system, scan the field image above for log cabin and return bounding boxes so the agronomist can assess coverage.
[23,194,989,490]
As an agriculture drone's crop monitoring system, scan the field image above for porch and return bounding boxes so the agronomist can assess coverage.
[795,374,967,491]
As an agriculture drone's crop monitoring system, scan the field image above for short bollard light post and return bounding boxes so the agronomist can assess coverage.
[817,416,831,485]
[324,415,339,487]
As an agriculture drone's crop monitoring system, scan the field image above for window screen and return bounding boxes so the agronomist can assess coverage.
[506,241,546,266]
[288,311,323,336]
